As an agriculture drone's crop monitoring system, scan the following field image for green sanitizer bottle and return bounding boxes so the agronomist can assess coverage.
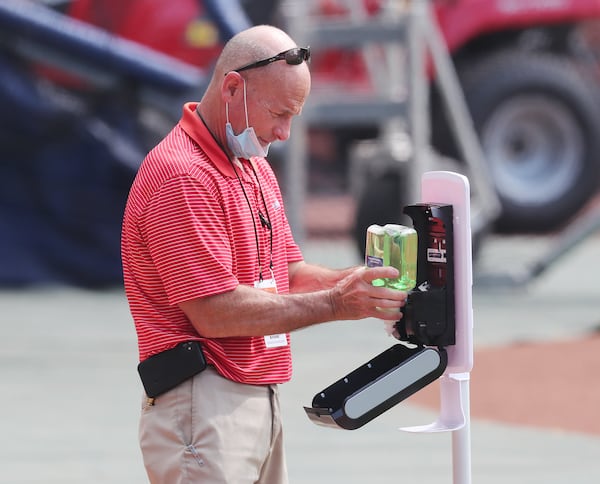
[365,224,418,291]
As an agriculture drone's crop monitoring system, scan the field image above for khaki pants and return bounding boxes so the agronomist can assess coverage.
[139,366,288,484]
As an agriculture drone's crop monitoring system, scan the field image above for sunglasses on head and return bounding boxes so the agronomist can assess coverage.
[233,47,311,73]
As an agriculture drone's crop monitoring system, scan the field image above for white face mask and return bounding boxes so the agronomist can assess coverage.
[225,78,270,159]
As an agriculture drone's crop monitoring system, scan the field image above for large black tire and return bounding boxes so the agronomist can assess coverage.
[456,51,600,232]
[353,173,408,256]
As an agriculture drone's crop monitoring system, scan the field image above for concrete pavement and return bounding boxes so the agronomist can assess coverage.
[1,232,599,484]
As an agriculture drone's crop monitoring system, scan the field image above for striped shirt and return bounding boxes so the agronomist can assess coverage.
[121,102,304,384]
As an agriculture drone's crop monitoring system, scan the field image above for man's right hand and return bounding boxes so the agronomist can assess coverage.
[328,266,408,321]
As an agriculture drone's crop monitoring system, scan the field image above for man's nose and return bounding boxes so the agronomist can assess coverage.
[273,118,292,141]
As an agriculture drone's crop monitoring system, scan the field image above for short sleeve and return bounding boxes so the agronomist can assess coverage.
[139,175,238,305]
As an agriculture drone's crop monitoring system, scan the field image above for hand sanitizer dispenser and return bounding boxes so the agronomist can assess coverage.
[304,171,473,431]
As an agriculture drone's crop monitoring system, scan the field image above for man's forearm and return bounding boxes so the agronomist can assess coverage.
[179,284,337,338]
[179,265,407,339]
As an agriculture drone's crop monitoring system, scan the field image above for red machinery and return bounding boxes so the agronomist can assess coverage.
[59,0,600,232]
[311,0,600,234]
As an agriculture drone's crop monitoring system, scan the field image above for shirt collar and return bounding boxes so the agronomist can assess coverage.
[179,102,239,178]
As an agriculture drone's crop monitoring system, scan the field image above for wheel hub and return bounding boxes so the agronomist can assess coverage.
[482,94,584,207]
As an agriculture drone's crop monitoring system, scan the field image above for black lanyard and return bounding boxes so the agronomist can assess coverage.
[194,107,274,282]
[229,158,273,282]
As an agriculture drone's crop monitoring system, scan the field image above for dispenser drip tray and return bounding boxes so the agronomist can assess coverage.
[304,344,447,430]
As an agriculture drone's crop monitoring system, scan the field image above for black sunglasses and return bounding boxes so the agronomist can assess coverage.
[233,47,311,73]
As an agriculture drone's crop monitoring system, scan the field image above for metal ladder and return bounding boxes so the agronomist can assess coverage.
[280,0,500,243]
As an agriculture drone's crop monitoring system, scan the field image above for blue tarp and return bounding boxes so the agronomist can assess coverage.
[0,0,253,286]
[0,55,137,286]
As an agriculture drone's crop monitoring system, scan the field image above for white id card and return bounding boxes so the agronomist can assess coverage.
[254,277,277,293]
[254,277,288,348]
[264,333,288,348]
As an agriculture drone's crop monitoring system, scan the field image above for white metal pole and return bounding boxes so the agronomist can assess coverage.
[452,374,472,484]
[281,0,308,244]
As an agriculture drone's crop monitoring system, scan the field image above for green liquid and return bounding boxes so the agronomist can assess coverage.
[365,224,417,291]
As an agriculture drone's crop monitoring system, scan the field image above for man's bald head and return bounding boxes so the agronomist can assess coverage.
[214,25,302,77]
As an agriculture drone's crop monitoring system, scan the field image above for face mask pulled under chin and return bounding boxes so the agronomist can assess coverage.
[225,122,270,159]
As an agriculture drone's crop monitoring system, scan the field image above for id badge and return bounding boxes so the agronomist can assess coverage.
[254,277,288,348]
[254,277,278,293]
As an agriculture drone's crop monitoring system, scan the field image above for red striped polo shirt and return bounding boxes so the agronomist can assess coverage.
[121,102,304,385]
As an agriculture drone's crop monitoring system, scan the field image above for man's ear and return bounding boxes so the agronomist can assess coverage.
[221,71,243,103]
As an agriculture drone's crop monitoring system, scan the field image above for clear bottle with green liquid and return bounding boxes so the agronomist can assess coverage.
[365,224,418,291]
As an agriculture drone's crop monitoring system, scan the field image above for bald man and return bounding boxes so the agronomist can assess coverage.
[122,25,407,484]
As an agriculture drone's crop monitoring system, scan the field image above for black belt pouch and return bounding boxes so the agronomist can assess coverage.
[137,341,207,398]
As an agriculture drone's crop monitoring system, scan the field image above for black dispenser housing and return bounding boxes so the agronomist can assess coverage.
[399,204,455,347]
[304,204,455,430]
